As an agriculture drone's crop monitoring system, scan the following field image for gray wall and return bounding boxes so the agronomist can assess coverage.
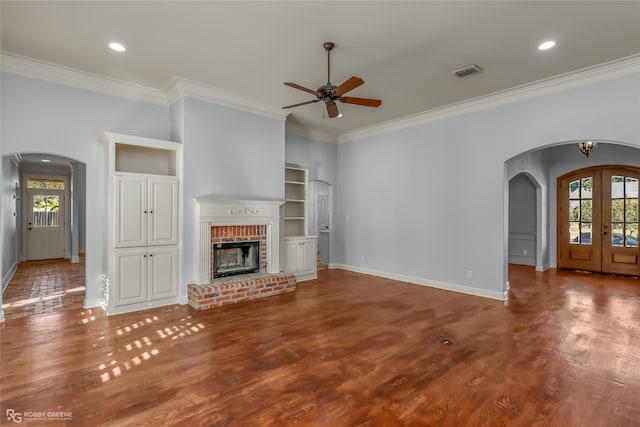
[335,73,640,299]
[1,71,171,306]
[180,97,286,288]
[1,157,19,290]
[508,174,537,266]
[285,133,337,184]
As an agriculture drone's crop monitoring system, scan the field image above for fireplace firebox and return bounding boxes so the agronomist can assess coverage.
[213,241,261,278]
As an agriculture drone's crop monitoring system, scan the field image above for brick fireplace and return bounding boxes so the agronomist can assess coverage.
[193,198,284,284]
[189,198,295,311]
[211,225,267,278]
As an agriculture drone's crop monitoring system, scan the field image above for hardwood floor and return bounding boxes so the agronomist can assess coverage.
[2,257,85,320]
[1,265,640,426]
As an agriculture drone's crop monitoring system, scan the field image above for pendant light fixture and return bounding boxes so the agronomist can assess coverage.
[578,140,597,157]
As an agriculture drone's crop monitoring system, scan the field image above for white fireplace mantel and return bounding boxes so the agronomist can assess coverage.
[194,198,284,284]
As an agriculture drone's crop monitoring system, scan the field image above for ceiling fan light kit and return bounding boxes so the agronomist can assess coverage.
[282,41,382,118]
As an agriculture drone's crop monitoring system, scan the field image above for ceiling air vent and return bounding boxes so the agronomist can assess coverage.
[452,64,482,78]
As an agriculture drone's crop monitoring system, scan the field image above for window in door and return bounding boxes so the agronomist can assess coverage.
[32,194,60,227]
[568,177,593,245]
[610,176,638,248]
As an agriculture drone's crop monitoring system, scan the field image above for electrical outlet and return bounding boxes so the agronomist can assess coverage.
[466,270,472,278]
[346,213,350,221]
[523,249,528,255]
[361,255,365,262]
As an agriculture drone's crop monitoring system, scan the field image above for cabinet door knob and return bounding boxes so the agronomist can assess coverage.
[149,254,153,257]
[143,254,147,258]
[144,210,148,214]
[149,210,153,214]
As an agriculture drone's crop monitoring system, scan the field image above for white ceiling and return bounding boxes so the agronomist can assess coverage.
[2,1,640,141]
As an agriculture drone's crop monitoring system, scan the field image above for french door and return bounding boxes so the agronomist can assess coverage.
[558,166,639,275]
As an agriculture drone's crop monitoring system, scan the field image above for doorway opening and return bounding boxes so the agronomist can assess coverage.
[310,180,331,270]
[508,173,539,268]
[1,153,86,320]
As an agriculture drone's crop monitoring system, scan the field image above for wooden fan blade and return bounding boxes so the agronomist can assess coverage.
[284,82,320,96]
[332,76,364,96]
[340,97,382,107]
[326,102,340,118]
[282,99,320,109]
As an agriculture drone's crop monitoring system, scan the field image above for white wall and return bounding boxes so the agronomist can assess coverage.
[1,156,19,290]
[335,72,640,299]
[180,97,285,288]
[1,72,171,307]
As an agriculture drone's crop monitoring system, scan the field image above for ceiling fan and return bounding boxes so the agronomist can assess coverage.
[282,42,382,118]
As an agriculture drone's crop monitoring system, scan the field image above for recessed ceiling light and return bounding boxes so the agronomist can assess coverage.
[337,113,343,118]
[109,42,126,52]
[538,41,556,51]
[41,159,51,163]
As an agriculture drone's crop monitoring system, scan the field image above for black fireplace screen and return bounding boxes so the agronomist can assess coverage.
[213,241,260,278]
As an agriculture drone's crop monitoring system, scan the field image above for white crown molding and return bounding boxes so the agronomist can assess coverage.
[1,52,168,107]
[338,54,640,144]
[163,76,288,122]
[285,122,338,144]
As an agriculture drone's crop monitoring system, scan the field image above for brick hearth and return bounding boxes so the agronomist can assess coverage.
[188,272,296,311]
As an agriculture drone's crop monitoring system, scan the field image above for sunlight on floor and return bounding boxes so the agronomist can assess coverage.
[2,286,86,309]
[98,315,206,383]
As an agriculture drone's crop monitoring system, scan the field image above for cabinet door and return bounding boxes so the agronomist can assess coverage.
[115,176,147,247]
[148,178,178,246]
[300,239,317,276]
[148,247,178,300]
[115,248,148,306]
[285,240,300,273]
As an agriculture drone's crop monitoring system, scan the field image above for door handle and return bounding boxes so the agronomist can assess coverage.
[28,227,32,231]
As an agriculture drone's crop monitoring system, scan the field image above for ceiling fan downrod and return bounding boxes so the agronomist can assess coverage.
[324,42,334,85]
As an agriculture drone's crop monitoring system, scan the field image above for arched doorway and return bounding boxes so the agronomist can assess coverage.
[508,172,541,269]
[1,153,87,319]
[557,165,639,275]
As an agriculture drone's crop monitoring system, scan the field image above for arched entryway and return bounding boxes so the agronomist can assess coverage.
[1,153,87,319]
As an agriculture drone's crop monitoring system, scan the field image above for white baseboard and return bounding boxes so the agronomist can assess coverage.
[331,264,506,301]
[0,310,4,323]
[84,298,104,309]
[2,262,17,292]
[71,255,80,263]
[508,255,536,266]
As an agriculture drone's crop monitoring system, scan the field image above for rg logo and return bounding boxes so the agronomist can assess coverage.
[6,409,22,423]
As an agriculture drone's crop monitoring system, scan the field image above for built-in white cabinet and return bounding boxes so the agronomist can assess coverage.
[284,236,317,282]
[102,132,182,315]
[115,176,178,247]
[113,247,179,307]
[282,164,317,281]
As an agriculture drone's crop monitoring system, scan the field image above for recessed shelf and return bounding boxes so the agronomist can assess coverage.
[284,165,308,238]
